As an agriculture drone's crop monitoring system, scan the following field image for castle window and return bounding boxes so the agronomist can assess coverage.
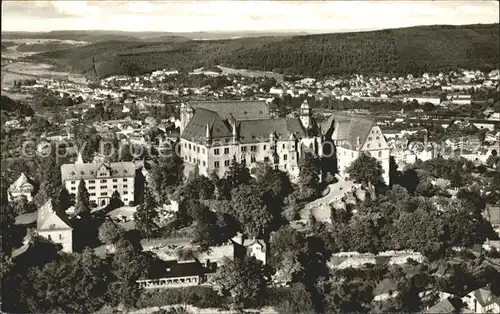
[123,191,128,195]
[89,186,95,190]
[251,154,256,163]
[188,144,191,150]
[71,187,76,191]
[368,137,372,141]
[283,154,288,161]
[197,147,200,153]
[203,161,206,166]
[90,193,96,196]
[241,146,247,152]
[100,179,107,183]
[101,192,108,196]
[264,157,269,162]
[367,144,370,149]
[113,185,118,189]
[282,144,285,149]
[263,145,266,150]
[224,160,230,166]
[71,181,76,184]
[113,179,118,182]
[224,148,229,154]
[202,148,205,154]
[250,145,257,152]
[123,185,128,188]
[214,161,220,168]
[100,185,106,189]
[214,148,220,155]
[376,136,380,140]
[88,180,95,184]
[123,178,128,182]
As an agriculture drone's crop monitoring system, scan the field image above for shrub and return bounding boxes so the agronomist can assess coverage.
[136,286,223,309]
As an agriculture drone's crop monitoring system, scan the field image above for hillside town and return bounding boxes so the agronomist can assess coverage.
[2,2,500,314]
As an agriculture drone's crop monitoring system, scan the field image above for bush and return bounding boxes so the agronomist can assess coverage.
[264,284,315,313]
[136,286,223,309]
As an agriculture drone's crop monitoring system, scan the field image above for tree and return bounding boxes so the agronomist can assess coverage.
[211,256,267,309]
[346,153,384,186]
[98,220,125,245]
[149,155,184,203]
[230,184,272,238]
[110,241,159,308]
[109,190,123,209]
[22,249,111,313]
[57,187,72,212]
[297,151,320,200]
[225,157,252,189]
[319,277,374,314]
[134,184,159,239]
[191,218,219,252]
[392,210,446,260]
[34,146,63,207]
[74,179,90,217]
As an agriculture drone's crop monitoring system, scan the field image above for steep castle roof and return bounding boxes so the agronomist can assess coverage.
[189,100,270,121]
[181,101,307,144]
[37,199,72,231]
[322,114,377,150]
[61,162,135,182]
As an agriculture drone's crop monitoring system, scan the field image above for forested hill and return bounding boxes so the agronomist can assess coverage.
[29,23,499,79]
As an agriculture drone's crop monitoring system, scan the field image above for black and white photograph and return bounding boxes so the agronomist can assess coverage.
[1,1,499,313]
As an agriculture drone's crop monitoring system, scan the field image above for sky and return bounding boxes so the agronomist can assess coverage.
[1,1,499,33]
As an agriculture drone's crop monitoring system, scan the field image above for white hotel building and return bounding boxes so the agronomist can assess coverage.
[61,161,136,206]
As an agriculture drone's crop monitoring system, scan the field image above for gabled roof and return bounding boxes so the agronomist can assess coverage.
[425,298,459,313]
[189,100,270,121]
[472,286,500,307]
[60,161,135,181]
[322,114,376,150]
[37,199,72,230]
[8,173,34,193]
[238,118,305,144]
[486,206,500,225]
[182,108,232,143]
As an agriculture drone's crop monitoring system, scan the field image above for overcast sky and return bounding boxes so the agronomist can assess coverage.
[2,1,499,33]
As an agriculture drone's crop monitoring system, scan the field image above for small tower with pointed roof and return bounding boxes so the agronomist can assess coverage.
[300,100,312,130]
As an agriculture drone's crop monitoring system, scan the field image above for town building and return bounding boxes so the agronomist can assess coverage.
[231,233,267,265]
[321,114,391,184]
[462,285,500,313]
[8,173,35,202]
[61,160,136,207]
[37,199,73,253]
[179,100,322,181]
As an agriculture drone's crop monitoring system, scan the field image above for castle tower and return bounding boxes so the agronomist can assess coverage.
[300,100,312,130]
[180,103,194,135]
[205,123,212,147]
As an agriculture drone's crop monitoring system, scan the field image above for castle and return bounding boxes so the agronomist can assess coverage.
[179,100,389,184]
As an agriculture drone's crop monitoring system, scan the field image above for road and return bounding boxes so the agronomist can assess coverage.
[299,175,358,223]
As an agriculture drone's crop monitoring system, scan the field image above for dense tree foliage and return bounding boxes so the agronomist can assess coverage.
[134,184,160,239]
[347,153,384,186]
[32,24,499,78]
[74,179,91,217]
[212,256,268,309]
